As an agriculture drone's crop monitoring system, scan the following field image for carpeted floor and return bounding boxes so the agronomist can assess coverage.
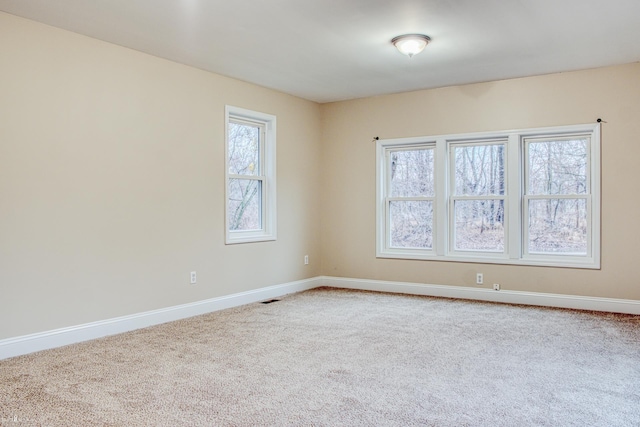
[1,287,639,426]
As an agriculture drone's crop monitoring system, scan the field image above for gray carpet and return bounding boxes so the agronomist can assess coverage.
[1,287,639,426]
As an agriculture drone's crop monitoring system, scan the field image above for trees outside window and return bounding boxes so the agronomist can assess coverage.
[387,147,435,250]
[228,120,262,231]
[451,142,506,253]
[525,137,589,255]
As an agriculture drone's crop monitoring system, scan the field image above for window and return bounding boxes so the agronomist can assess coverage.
[386,146,436,252]
[524,136,591,257]
[450,141,507,254]
[376,123,600,268]
[225,106,276,244]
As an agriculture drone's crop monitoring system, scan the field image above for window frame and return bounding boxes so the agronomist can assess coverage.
[376,123,600,269]
[522,133,595,264]
[225,105,277,244]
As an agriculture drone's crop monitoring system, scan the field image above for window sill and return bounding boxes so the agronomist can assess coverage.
[226,232,277,245]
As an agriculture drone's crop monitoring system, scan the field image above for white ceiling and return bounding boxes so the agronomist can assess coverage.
[1,0,639,103]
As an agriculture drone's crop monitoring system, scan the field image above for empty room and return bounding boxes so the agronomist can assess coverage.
[1,0,639,425]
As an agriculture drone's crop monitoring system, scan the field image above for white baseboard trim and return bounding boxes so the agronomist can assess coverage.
[3,275,639,360]
[0,277,321,361]
[319,276,640,315]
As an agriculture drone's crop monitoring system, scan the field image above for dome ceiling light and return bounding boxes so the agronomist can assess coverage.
[391,34,431,58]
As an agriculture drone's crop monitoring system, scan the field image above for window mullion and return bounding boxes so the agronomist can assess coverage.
[507,134,520,260]
[388,196,434,202]
[435,138,447,256]
[229,174,265,181]
[526,194,588,200]
[450,195,506,201]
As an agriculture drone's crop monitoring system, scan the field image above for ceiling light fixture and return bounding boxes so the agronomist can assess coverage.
[391,34,431,58]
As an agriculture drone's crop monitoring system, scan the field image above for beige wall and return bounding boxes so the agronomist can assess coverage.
[320,62,640,300]
[2,11,639,341]
[0,13,322,339]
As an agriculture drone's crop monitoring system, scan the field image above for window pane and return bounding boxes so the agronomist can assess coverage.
[528,138,588,195]
[228,122,260,175]
[454,200,504,251]
[454,144,505,196]
[528,198,587,254]
[390,149,435,197]
[228,179,262,231]
[389,201,433,249]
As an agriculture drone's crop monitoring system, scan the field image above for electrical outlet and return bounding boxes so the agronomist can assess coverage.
[304,255,309,265]
[493,283,500,291]
[476,273,483,285]
[190,271,197,284]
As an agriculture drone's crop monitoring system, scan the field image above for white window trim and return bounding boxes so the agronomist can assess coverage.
[225,105,277,244]
[376,123,600,269]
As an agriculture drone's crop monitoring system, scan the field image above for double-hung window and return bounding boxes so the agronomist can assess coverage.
[225,106,276,244]
[523,134,592,260]
[450,140,507,256]
[385,145,436,253]
[376,123,600,268]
